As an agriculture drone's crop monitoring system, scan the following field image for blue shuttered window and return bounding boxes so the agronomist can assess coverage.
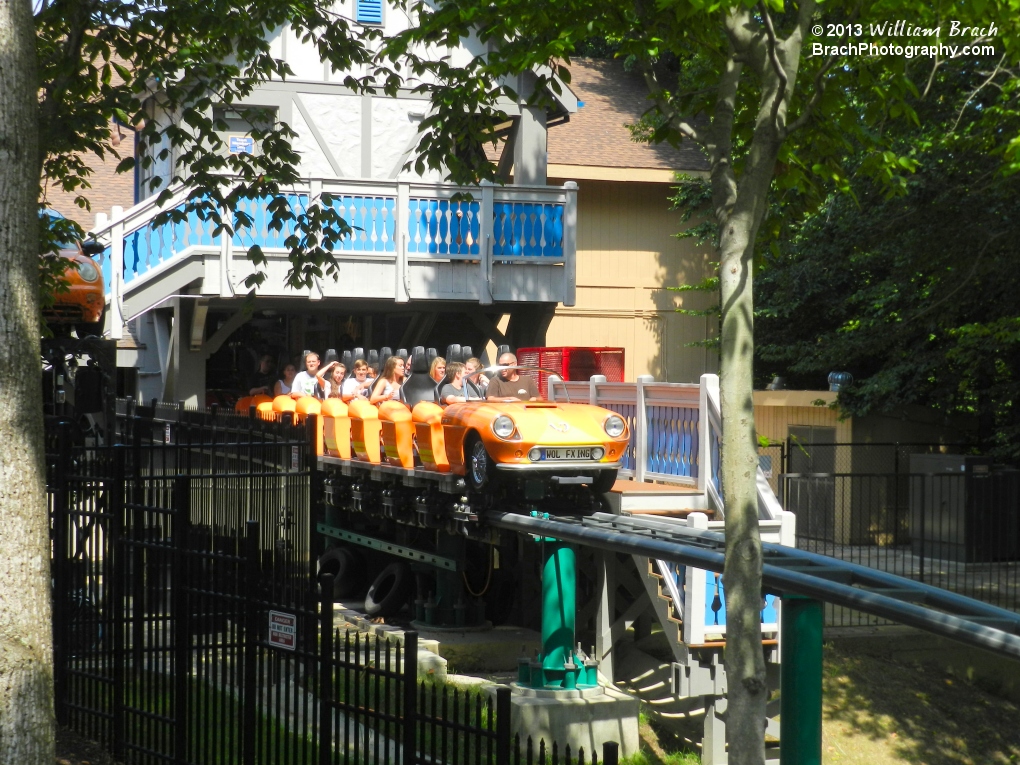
[355,0,383,24]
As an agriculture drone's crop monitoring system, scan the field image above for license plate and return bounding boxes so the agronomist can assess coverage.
[542,447,592,460]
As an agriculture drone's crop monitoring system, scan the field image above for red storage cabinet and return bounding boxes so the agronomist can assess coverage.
[517,347,625,395]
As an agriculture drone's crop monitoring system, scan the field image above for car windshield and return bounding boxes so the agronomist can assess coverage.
[39,209,77,251]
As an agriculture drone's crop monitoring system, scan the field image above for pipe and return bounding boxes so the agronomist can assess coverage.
[485,512,1020,660]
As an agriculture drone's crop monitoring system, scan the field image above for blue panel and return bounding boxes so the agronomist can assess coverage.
[332,195,396,252]
[407,198,480,255]
[356,0,383,24]
[492,202,565,257]
[645,404,699,478]
[700,572,778,628]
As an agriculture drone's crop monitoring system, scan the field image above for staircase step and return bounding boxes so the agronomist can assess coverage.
[608,480,708,513]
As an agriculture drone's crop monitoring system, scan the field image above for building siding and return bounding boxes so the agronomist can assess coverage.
[546,177,718,382]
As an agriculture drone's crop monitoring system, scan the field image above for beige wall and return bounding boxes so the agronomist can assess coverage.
[546,177,718,382]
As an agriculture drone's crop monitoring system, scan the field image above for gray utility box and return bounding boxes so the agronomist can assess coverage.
[909,455,1019,562]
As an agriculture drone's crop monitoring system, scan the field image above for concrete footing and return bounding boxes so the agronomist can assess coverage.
[503,683,640,759]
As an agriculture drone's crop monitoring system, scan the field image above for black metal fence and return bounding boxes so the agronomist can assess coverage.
[775,447,1020,627]
[49,405,619,765]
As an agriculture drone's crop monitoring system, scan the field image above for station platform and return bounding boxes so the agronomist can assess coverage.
[605,479,711,517]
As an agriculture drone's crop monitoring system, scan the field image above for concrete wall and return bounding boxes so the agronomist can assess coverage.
[544,178,719,383]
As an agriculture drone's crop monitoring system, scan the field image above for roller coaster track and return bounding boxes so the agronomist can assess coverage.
[485,510,1020,661]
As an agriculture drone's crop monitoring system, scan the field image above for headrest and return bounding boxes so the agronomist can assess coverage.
[395,348,408,360]
[378,348,392,371]
[426,347,438,366]
[445,344,462,364]
[353,347,365,362]
[367,349,379,367]
[411,349,429,374]
[461,345,473,361]
[497,344,511,357]
[324,348,338,364]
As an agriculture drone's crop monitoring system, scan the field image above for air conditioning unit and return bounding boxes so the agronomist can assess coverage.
[516,347,625,395]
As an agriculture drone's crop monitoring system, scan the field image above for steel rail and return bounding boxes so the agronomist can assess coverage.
[586,512,1020,633]
[485,511,1020,661]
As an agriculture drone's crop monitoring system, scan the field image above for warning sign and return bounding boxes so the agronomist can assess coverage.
[268,610,297,651]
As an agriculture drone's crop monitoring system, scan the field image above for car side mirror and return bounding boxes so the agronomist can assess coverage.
[81,240,105,258]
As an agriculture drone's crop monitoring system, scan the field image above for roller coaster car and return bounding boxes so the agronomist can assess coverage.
[41,210,106,333]
[314,365,629,503]
[438,398,628,494]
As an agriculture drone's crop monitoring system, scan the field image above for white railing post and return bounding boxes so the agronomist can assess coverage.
[588,374,605,407]
[548,374,562,401]
[396,181,410,303]
[635,374,653,482]
[109,206,125,340]
[479,180,494,305]
[698,375,710,494]
[562,181,577,307]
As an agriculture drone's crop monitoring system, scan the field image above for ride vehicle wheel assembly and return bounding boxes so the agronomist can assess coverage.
[465,435,495,491]
[365,562,413,617]
[317,545,365,600]
[591,469,619,494]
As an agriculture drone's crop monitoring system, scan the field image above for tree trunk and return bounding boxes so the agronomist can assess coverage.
[718,199,770,765]
[0,0,53,761]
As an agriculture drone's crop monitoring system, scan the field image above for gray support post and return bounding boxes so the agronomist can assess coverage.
[562,181,577,306]
[595,550,616,683]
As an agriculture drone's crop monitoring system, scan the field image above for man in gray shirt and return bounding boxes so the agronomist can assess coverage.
[486,353,540,401]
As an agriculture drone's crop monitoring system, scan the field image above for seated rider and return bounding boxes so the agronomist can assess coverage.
[341,360,373,402]
[429,356,447,383]
[290,352,322,399]
[369,356,406,405]
[438,362,482,405]
[464,357,488,391]
[486,352,540,401]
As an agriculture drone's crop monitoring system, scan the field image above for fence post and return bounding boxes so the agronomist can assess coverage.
[402,630,418,765]
[318,573,334,765]
[111,444,126,760]
[635,375,653,482]
[131,414,145,667]
[243,520,261,765]
[51,420,72,726]
[495,686,512,765]
[602,741,619,765]
[172,473,191,765]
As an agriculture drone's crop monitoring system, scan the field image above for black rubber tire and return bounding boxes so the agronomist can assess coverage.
[317,546,364,600]
[364,562,413,617]
[591,469,618,494]
[465,434,494,491]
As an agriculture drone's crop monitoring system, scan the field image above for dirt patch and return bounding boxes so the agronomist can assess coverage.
[821,642,1020,764]
[56,726,122,765]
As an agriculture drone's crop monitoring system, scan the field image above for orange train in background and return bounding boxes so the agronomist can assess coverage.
[235,392,629,496]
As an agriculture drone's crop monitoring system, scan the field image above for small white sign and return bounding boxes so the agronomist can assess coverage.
[268,610,297,651]
[228,134,255,154]
[291,446,300,471]
[164,423,171,444]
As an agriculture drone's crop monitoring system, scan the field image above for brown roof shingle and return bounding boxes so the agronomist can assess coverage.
[549,58,708,172]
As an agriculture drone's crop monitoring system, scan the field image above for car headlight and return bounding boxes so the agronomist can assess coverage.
[492,415,516,439]
[604,415,626,438]
[75,260,100,283]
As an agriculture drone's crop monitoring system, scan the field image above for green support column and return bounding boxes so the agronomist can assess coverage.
[541,539,576,674]
[780,595,823,765]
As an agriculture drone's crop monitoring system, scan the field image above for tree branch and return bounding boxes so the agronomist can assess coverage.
[758,2,787,135]
[782,53,837,137]
[640,69,705,146]
[951,55,1006,134]
[708,39,743,223]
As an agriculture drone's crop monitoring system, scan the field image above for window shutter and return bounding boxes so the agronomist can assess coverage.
[356,0,383,24]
